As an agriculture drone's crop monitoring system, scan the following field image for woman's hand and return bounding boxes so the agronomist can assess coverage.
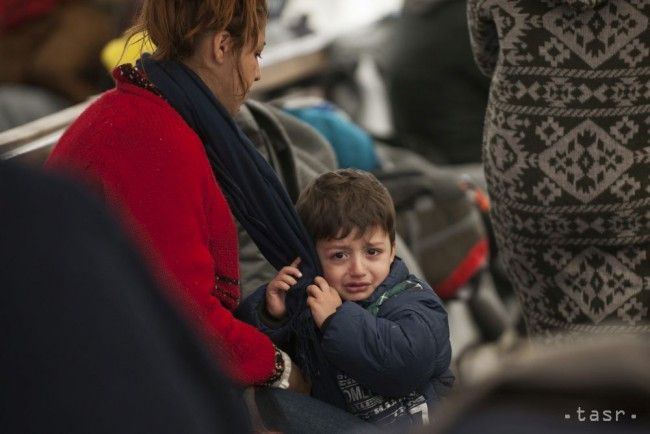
[265,258,301,319]
[306,276,342,328]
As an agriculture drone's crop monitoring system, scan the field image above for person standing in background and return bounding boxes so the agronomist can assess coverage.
[468,0,650,338]
[384,0,490,165]
[0,0,141,130]
[0,0,124,103]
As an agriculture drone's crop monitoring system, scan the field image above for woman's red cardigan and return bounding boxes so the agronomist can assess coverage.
[46,71,275,385]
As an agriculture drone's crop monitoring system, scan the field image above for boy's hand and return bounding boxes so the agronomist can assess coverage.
[306,276,342,328]
[287,362,311,395]
[266,258,301,319]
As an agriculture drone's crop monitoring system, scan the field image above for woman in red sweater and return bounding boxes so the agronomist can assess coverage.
[46,0,297,389]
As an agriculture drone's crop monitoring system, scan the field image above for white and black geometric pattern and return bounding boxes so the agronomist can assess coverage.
[538,120,634,203]
[469,0,650,336]
[543,2,647,67]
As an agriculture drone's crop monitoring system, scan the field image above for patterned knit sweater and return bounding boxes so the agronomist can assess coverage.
[468,0,650,337]
[45,67,276,384]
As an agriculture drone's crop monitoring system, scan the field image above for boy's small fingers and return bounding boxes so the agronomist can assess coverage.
[282,276,297,287]
[282,266,302,278]
[291,257,303,277]
[306,285,320,297]
[314,276,328,289]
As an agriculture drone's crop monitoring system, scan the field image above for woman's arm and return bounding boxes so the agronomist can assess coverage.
[47,94,277,385]
[121,135,278,385]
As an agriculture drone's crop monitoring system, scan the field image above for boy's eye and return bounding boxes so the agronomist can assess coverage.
[331,252,346,260]
[367,248,382,256]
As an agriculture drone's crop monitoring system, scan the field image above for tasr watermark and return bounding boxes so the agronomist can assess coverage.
[564,406,638,423]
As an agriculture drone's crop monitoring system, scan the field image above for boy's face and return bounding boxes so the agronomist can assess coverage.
[316,226,396,302]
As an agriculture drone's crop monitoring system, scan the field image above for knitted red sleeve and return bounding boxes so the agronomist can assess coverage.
[46,88,276,385]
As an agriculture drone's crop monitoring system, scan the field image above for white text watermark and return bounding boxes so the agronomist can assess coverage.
[565,407,638,423]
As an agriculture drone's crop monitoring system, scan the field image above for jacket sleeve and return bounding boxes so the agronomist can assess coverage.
[320,293,451,397]
[234,283,294,348]
[467,0,499,76]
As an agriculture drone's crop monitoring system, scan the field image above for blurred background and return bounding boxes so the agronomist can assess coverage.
[1,0,488,167]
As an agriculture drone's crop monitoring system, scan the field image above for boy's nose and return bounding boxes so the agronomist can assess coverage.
[349,256,366,276]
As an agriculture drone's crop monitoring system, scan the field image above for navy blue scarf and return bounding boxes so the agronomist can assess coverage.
[139,54,322,378]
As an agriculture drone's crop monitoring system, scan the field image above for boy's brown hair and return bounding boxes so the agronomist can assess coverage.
[296,169,396,244]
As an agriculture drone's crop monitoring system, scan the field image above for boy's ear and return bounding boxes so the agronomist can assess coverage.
[211,30,232,64]
[390,242,397,262]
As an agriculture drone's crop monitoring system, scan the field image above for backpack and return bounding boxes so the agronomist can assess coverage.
[268,96,489,300]
[373,144,489,300]
[235,100,426,298]
[234,100,338,298]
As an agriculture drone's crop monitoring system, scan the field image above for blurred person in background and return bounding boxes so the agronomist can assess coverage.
[384,0,490,165]
[468,0,650,339]
[0,0,139,129]
[1,161,251,434]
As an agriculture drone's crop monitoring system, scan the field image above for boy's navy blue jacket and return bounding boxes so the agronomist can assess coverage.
[237,258,454,419]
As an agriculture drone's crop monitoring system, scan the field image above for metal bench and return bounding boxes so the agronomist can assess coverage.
[0,100,92,165]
